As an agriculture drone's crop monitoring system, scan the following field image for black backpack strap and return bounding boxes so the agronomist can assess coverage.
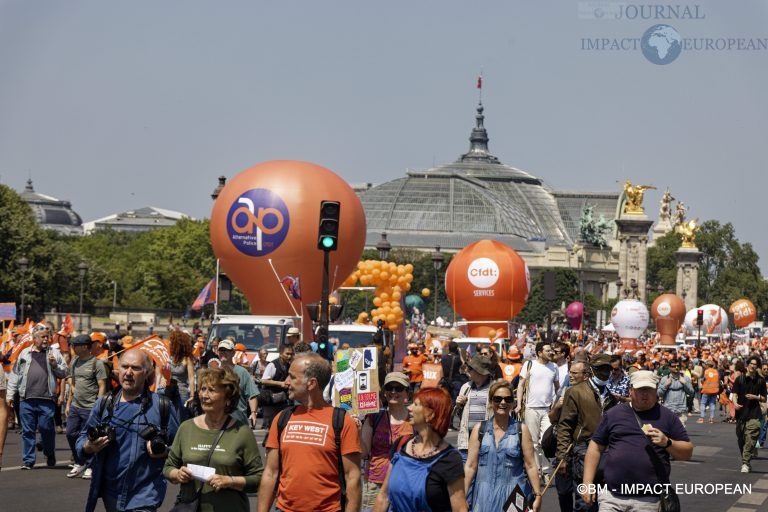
[157,394,171,431]
[275,405,298,495]
[388,434,410,459]
[332,407,347,512]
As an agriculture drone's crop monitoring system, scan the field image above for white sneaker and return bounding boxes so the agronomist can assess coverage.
[82,468,92,479]
[741,464,750,473]
[67,464,86,478]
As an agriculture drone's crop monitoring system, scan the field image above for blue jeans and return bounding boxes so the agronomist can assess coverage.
[700,393,717,419]
[20,398,56,465]
[66,405,93,465]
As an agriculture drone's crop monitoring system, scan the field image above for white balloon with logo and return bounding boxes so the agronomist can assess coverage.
[611,299,650,340]
[683,305,729,336]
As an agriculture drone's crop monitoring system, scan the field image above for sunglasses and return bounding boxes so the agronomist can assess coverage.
[492,396,514,404]
[384,384,406,393]
[480,352,491,356]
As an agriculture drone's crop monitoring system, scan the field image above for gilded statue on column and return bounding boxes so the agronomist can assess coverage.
[675,218,699,248]
[622,180,656,215]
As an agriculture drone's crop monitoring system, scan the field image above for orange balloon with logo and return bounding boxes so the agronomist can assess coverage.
[650,294,685,345]
[445,240,530,337]
[729,299,757,328]
[210,160,366,338]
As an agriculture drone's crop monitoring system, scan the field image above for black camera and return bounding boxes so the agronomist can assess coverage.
[87,423,116,443]
[139,425,168,455]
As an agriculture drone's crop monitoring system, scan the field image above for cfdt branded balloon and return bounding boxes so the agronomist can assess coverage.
[729,299,757,328]
[565,302,585,330]
[209,160,366,327]
[683,304,729,336]
[611,299,649,341]
[650,294,685,345]
[444,240,529,337]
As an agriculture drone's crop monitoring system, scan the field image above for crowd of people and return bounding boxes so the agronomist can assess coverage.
[2,316,768,511]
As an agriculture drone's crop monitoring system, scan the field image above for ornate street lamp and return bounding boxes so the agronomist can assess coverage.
[376,233,392,261]
[18,256,29,323]
[598,277,607,304]
[431,246,444,321]
[78,260,89,333]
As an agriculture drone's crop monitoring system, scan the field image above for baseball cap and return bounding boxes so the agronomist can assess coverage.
[383,372,410,388]
[71,334,93,346]
[630,370,659,389]
[218,339,235,351]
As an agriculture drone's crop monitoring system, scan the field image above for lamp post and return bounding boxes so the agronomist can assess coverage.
[78,260,89,333]
[112,280,118,310]
[18,256,29,323]
[616,277,623,300]
[645,282,652,305]
[431,246,444,321]
[376,233,392,260]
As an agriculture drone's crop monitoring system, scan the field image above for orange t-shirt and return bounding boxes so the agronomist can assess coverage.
[266,406,361,512]
[402,354,428,383]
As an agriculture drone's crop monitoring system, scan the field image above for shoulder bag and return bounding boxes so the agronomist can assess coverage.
[630,409,680,512]
[170,418,231,512]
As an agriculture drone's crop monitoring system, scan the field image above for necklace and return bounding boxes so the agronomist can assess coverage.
[411,435,442,458]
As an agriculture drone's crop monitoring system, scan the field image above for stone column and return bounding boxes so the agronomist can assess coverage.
[675,247,702,312]
[615,216,654,303]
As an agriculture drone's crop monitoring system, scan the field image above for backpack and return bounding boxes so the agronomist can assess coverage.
[276,405,348,511]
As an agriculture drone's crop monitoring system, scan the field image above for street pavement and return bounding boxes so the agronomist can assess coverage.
[1,414,767,511]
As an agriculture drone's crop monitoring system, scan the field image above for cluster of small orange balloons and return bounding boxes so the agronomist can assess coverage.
[341,260,416,330]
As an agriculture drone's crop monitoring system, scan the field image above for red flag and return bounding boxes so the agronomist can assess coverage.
[58,314,74,337]
[191,279,217,310]
[281,275,302,300]
[10,334,32,363]
[128,335,171,374]
[477,75,482,89]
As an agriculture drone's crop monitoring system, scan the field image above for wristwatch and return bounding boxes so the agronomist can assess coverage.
[665,438,673,448]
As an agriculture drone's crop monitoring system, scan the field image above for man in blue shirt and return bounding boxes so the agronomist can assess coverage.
[78,349,179,512]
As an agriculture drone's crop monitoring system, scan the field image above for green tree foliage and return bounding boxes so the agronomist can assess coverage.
[518,268,579,325]
[648,221,768,317]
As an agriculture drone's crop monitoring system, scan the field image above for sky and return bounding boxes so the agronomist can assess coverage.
[1,1,767,270]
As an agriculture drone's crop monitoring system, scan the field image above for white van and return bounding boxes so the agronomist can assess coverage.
[327,324,379,347]
[207,314,300,363]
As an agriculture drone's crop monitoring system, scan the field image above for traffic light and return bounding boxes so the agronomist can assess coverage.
[697,309,704,326]
[317,200,341,251]
[315,325,331,360]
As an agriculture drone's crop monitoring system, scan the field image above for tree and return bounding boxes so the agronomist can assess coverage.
[518,268,579,326]
[647,221,768,318]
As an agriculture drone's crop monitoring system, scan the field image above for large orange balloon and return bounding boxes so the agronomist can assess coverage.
[650,294,685,345]
[445,240,529,337]
[210,160,366,337]
[729,299,757,328]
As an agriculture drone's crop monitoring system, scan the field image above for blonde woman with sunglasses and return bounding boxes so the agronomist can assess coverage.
[464,380,542,512]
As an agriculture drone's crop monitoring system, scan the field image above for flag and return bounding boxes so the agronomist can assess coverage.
[9,334,32,363]
[476,75,482,89]
[281,275,302,300]
[128,335,171,379]
[191,279,217,310]
[2,320,14,344]
[58,314,74,337]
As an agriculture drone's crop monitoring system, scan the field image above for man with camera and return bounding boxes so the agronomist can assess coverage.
[7,324,67,470]
[78,349,179,512]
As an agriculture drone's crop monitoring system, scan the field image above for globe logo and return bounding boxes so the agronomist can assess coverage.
[594,8,604,19]
[641,24,682,65]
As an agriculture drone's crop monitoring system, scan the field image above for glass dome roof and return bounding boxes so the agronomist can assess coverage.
[360,103,573,252]
[19,179,83,235]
